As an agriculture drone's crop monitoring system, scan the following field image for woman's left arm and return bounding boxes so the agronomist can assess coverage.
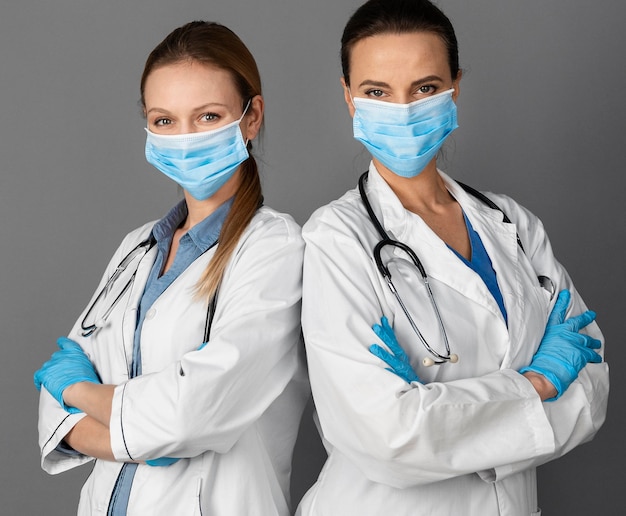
[485,195,609,480]
[63,415,115,461]
[63,383,114,428]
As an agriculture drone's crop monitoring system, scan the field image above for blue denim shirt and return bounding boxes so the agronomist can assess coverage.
[108,198,232,516]
[131,199,231,376]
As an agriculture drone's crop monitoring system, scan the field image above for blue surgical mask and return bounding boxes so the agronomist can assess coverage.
[352,88,458,178]
[145,102,250,200]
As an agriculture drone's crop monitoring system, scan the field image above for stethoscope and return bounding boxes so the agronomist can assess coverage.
[358,171,554,367]
[80,235,218,342]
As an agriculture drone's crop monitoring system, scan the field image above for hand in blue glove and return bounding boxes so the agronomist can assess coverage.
[520,289,601,401]
[146,457,180,467]
[369,316,421,384]
[33,337,101,413]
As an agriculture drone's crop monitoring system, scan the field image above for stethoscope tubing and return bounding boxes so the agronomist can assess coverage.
[80,237,155,337]
[359,172,455,365]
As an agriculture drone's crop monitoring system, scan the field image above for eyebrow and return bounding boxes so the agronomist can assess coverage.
[146,102,230,115]
[357,75,444,89]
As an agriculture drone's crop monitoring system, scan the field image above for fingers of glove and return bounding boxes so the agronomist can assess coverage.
[372,319,408,361]
[56,337,84,353]
[36,350,100,391]
[563,310,596,333]
[547,289,571,327]
[370,344,419,383]
[577,340,602,364]
[33,369,43,391]
[369,344,395,366]
[585,336,602,351]
[373,317,397,346]
[146,457,180,467]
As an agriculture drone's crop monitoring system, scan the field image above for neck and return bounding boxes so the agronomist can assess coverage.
[181,169,241,230]
[374,158,454,215]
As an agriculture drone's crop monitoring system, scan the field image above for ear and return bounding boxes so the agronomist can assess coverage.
[452,70,462,102]
[241,95,264,141]
[340,77,356,118]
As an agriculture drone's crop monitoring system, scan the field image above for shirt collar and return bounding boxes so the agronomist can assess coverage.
[151,197,234,253]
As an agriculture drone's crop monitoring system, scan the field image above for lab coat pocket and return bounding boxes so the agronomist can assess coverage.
[532,282,553,317]
[531,509,541,516]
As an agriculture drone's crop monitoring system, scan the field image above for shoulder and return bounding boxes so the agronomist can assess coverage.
[100,221,157,264]
[233,206,304,256]
[246,206,302,240]
[478,191,546,236]
[464,187,551,259]
[303,187,370,243]
[117,220,157,252]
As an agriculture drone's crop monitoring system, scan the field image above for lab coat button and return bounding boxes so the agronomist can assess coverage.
[145,308,156,320]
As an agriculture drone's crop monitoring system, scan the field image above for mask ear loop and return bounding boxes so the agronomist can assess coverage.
[240,98,253,147]
[240,98,252,120]
[347,86,357,111]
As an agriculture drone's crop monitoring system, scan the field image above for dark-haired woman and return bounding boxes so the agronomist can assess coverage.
[298,1,608,514]
[34,21,308,516]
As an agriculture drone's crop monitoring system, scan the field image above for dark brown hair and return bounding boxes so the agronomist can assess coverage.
[341,0,460,86]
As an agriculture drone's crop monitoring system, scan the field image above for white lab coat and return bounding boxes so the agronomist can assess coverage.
[37,206,309,516]
[297,163,609,516]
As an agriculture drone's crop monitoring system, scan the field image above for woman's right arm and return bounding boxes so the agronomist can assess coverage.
[37,223,154,474]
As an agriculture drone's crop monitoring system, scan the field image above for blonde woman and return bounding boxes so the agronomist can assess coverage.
[34,21,307,516]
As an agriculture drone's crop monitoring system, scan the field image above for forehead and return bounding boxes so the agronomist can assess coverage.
[143,61,241,107]
[349,32,451,83]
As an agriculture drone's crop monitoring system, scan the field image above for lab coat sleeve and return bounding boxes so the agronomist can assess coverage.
[301,207,555,490]
[479,195,609,482]
[108,214,305,461]
[37,223,155,474]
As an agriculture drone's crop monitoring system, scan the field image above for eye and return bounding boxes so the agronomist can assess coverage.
[417,85,437,95]
[153,117,173,127]
[364,89,385,98]
[201,112,220,122]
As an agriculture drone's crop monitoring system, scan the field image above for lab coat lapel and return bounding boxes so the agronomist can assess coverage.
[445,176,528,368]
[371,165,508,326]
[120,239,158,371]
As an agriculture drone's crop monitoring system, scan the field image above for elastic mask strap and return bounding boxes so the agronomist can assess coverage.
[240,99,253,147]
[239,98,252,121]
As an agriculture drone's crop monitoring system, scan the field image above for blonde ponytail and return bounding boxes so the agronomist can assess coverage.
[195,155,262,300]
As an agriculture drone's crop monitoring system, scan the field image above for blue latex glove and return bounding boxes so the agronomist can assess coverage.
[33,337,101,413]
[146,457,180,467]
[520,289,602,401]
[369,316,421,384]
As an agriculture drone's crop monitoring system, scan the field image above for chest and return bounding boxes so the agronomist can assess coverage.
[370,216,551,384]
[85,247,215,380]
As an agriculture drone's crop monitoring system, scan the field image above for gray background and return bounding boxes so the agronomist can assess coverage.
[1,0,623,514]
